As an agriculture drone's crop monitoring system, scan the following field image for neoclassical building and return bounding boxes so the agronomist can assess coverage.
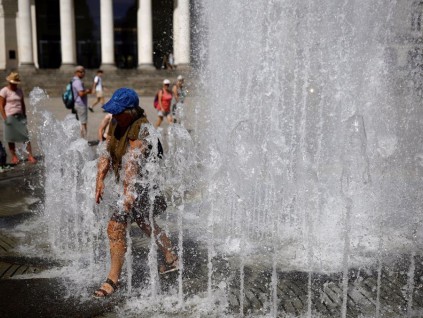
[0,0,192,70]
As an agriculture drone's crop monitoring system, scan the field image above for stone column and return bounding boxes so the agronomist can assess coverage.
[0,2,6,70]
[173,0,190,69]
[31,2,38,68]
[137,0,155,70]
[17,0,35,69]
[60,0,76,70]
[100,0,116,70]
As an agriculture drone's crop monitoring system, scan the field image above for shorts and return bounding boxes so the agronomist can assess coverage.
[157,110,171,117]
[96,91,104,98]
[111,184,167,223]
[74,104,88,124]
[4,114,29,143]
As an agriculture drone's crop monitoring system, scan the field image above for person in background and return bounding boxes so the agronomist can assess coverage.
[161,54,168,70]
[72,65,91,138]
[171,75,187,122]
[0,72,37,164]
[154,79,174,128]
[168,52,175,70]
[97,113,112,143]
[93,88,178,298]
[90,69,105,112]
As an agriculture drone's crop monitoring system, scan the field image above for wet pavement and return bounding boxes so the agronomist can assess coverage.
[2,161,423,317]
[0,161,123,318]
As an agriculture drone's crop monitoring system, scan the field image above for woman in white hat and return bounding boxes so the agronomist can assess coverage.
[154,78,174,128]
[171,75,187,122]
[0,72,37,164]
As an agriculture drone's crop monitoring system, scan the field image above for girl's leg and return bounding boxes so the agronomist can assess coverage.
[106,220,127,283]
[26,142,37,163]
[81,123,87,138]
[136,217,177,264]
[8,142,19,164]
[94,220,127,296]
[155,116,163,128]
[166,114,174,125]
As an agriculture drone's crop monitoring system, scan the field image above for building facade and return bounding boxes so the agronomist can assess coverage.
[0,0,191,70]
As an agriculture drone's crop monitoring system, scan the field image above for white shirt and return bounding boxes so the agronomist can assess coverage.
[94,76,103,92]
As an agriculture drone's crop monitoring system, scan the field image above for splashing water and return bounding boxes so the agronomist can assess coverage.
[195,0,423,269]
[19,89,206,312]
[191,0,423,316]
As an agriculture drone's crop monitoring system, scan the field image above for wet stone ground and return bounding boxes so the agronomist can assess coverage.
[2,163,423,317]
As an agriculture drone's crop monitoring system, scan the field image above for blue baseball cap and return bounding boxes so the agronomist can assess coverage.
[102,88,139,114]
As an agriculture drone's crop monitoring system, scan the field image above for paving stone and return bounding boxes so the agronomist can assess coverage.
[227,290,239,309]
[351,283,377,310]
[284,278,308,308]
[13,264,31,276]
[0,262,12,278]
[363,277,404,315]
[2,264,20,279]
[375,276,407,305]
[322,282,342,308]
[327,283,361,317]
[281,300,298,315]
[244,289,263,311]
[0,242,8,253]
[0,234,15,252]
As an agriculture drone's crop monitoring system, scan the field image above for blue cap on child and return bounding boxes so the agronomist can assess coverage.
[102,88,139,115]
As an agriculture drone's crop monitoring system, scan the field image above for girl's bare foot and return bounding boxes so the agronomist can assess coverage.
[11,156,20,164]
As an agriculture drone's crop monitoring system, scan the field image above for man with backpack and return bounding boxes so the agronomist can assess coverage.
[72,65,91,138]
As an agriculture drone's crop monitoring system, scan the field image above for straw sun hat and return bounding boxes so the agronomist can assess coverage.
[6,72,21,84]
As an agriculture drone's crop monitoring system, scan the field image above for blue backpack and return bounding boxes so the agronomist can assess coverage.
[62,80,74,109]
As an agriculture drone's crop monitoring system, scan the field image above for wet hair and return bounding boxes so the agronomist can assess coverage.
[113,106,145,136]
[132,106,144,117]
[124,106,145,123]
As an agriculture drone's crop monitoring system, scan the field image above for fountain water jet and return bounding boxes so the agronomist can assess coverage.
[196,0,423,269]
[192,0,423,316]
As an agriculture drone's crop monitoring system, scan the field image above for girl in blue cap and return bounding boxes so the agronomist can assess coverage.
[93,88,178,298]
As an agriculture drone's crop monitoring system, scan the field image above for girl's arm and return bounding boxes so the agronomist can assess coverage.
[98,114,112,141]
[158,89,164,111]
[95,145,110,204]
[0,96,6,120]
[172,85,179,103]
